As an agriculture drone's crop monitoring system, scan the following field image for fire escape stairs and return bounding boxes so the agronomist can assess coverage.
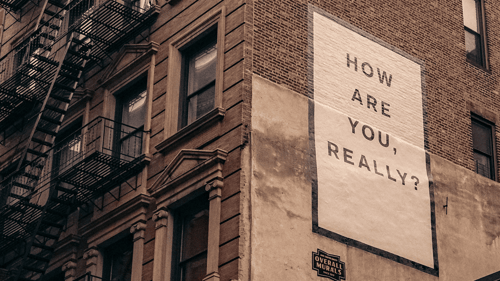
[0,0,159,279]
[0,1,90,280]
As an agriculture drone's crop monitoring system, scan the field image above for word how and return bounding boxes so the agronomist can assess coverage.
[346,53,393,87]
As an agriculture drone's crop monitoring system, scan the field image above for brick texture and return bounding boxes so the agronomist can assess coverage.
[253,0,500,176]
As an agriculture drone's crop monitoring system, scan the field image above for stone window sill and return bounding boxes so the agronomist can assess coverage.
[155,107,226,154]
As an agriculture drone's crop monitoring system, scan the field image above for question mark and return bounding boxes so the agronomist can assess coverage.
[411,176,419,190]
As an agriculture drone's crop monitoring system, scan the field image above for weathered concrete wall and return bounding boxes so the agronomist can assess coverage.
[250,74,500,280]
[432,155,500,280]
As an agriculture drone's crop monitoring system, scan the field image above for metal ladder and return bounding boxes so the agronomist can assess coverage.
[1,0,92,279]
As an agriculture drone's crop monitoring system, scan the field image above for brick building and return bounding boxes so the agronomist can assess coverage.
[0,0,499,280]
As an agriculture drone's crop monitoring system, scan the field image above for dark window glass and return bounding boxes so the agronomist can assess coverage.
[53,119,83,176]
[124,0,150,11]
[13,35,38,73]
[120,82,147,130]
[462,0,486,67]
[115,77,146,159]
[41,267,64,281]
[103,235,133,281]
[172,195,209,281]
[472,116,495,180]
[465,29,483,65]
[180,30,217,127]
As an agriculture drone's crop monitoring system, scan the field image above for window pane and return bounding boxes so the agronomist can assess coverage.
[55,136,81,171]
[187,40,217,95]
[110,249,133,281]
[465,29,482,65]
[105,236,133,281]
[472,119,492,155]
[474,152,491,178]
[181,209,209,261]
[54,120,83,174]
[181,252,207,281]
[122,89,147,129]
[462,0,479,32]
[187,84,215,124]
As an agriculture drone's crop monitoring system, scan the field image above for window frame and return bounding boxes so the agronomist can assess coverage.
[178,28,218,129]
[113,75,148,159]
[52,117,83,179]
[149,149,227,281]
[101,234,134,281]
[463,0,489,69]
[165,7,226,138]
[170,194,210,281]
[471,114,496,181]
[100,42,158,163]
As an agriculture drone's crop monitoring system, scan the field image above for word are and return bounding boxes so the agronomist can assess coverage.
[346,53,393,87]
[348,117,390,148]
[327,141,420,189]
[351,89,391,118]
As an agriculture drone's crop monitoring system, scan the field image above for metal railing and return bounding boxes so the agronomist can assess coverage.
[64,0,156,36]
[0,0,157,83]
[74,273,103,281]
[1,116,144,207]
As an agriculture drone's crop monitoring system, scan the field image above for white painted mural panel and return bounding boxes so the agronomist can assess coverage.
[312,10,434,268]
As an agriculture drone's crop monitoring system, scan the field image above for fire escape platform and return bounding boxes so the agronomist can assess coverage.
[55,150,146,203]
[0,0,160,134]
[0,117,146,262]
[0,0,29,11]
[0,0,158,277]
[0,57,58,125]
[72,1,160,62]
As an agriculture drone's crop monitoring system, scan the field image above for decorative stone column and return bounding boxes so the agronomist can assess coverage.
[62,261,77,281]
[203,178,223,281]
[130,221,147,281]
[152,208,169,281]
[83,247,101,277]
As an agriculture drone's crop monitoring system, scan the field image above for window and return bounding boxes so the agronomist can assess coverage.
[53,119,83,176]
[124,0,150,12]
[102,235,133,281]
[13,35,38,82]
[114,77,147,159]
[164,9,225,139]
[171,194,209,281]
[41,268,64,281]
[472,115,495,180]
[462,0,487,67]
[179,29,217,128]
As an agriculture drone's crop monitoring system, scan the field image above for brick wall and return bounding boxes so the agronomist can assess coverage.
[253,0,500,176]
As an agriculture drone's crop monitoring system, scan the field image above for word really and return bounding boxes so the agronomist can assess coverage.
[326,140,420,189]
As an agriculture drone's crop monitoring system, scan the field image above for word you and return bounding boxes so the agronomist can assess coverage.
[348,117,390,148]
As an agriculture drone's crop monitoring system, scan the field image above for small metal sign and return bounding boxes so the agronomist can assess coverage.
[312,249,346,281]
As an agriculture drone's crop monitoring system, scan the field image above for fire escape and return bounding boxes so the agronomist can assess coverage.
[0,0,159,280]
